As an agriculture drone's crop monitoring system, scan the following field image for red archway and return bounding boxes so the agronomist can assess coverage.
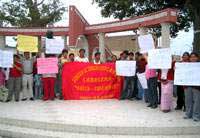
[0,5,177,60]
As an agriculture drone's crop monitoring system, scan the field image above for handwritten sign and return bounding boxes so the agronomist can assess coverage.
[45,38,65,54]
[0,50,13,68]
[37,58,58,74]
[17,35,38,52]
[138,34,155,53]
[137,73,148,89]
[116,61,136,76]
[148,48,172,69]
[174,63,200,86]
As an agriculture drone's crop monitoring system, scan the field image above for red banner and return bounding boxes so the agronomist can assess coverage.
[62,62,122,100]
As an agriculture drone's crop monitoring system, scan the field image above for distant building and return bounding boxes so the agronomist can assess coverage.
[105,35,139,57]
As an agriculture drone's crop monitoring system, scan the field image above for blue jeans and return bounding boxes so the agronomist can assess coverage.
[185,87,200,120]
[137,79,144,99]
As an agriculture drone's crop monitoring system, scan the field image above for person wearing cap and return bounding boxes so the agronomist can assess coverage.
[75,49,89,62]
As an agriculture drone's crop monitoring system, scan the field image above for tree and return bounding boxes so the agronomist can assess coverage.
[94,0,200,54]
[0,0,66,27]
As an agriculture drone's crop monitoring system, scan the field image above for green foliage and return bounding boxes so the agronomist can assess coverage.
[94,0,196,38]
[0,0,66,27]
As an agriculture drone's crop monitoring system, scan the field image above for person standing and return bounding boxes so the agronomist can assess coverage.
[21,52,34,101]
[145,62,158,109]
[160,61,175,113]
[60,49,68,64]
[33,54,43,100]
[128,52,137,100]
[175,52,190,111]
[57,49,68,99]
[6,55,22,102]
[111,55,117,63]
[42,55,57,101]
[184,52,200,122]
[120,51,135,100]
[93,52,101,64]
[69,53,75,62]
[128,52,134,60]
[136,54,147,101]
[0,68,5,87]
[75,49,89,62]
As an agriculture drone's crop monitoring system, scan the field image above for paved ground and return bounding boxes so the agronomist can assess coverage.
[0,99,199,128]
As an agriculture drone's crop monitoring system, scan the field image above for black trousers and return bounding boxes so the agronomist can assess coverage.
[147,77,158,106]
[120,77,135,99]
[176,86,185,108]
[157,81,161,104]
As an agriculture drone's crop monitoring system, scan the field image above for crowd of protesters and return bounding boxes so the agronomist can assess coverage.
[0,49,199,122]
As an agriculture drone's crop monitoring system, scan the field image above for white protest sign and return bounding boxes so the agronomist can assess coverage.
[137,73,148,89]
[174,63,200,86]
[45,38,65,54]
[138,34,155,53]
[148,48,172,69]
[0,50,13,68]
[116,61,136,76]
[0,50,2,67]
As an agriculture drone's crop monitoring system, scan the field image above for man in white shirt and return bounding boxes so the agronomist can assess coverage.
[21,52,34,101]
[75,49,89,62]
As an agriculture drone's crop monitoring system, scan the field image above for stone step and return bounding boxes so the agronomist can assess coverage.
[0,117,200,136]
[0,124,200,138]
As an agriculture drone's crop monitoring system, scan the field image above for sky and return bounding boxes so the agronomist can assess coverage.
[6,0,194,55]
[57,0,194,55]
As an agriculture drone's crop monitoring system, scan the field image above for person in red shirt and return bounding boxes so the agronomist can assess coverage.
[6,55,22,102]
